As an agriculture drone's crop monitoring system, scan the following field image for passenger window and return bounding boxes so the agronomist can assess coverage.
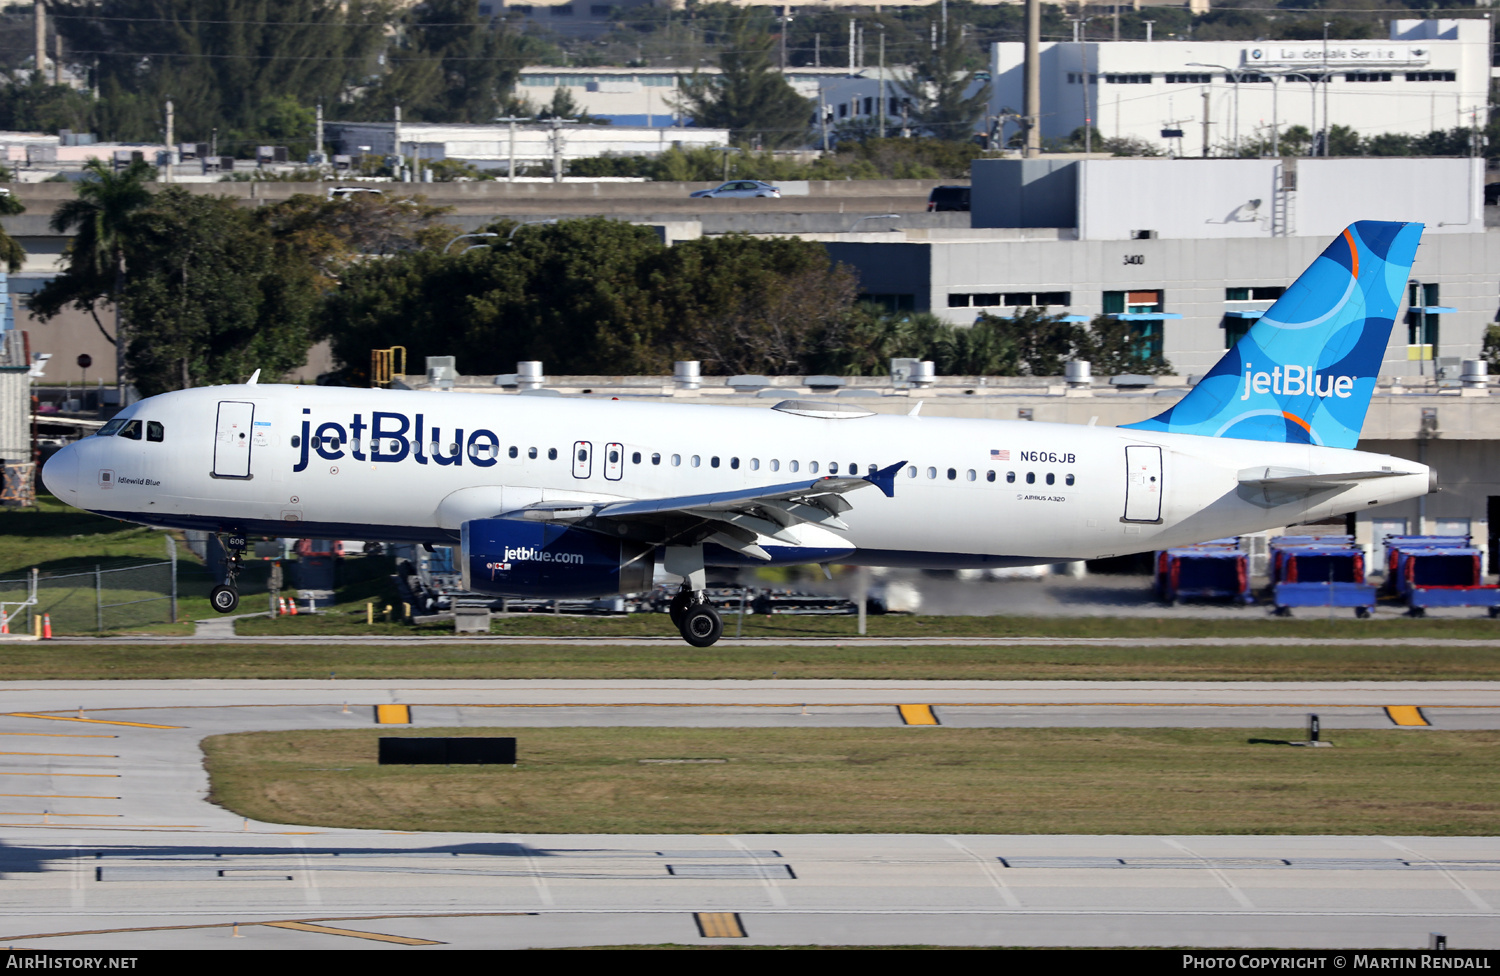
[1046,472,1055,486]
[577,448,588,462]
[146,421,164,442]
[809,461,820,473]
[1026,472,1036,484]
[630,451,639,464]
[651,453,661,465]
[528,447,538,459]
[770,459,780,472]
[1007,471,1016,484]
[966,469,976,481]
[1066,473,1075,486]
[789,460,799,473]
[547,448,558,460]
[829,462,839,475]
[947,468,957,480]
[750,458,759,471]
[118,420,142,440]
[509,446,518,458]
[906,465,917,478]
[710,456,720,468]
[986,470,995,482]
[691,455,701,467]
[671,454,681,466]
[731,457,740,470]
[927,467,937,479]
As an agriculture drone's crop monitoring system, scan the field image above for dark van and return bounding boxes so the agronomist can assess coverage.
[927,186,971,212]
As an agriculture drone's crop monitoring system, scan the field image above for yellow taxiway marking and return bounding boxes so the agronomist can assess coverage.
[0,812,120,817]
[0,772,118,778]
[897,704,940,726]
[1385,706,1431,727]
[262,921,442,945]
[0,733,118,739]
[0,793,119,799]
[374,704,411,725]
[0,751,117,758]
[0,913,530,944]
[694,912,747,939]
[5,713,182,729]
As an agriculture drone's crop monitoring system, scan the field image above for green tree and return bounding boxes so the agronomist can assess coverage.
[894,25,992,142]
[55,0,389,154]
[658,234,858,373]
[536,87,610,125]
[0,186,26,273]
[1077,314,1173,376]
[350,0,546,124]
[117,189,321,394]
[30,158,156,385]
[0,76,96,133]
[674,12,812,149]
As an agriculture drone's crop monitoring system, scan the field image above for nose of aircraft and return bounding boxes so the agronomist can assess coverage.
[41,442,80,501]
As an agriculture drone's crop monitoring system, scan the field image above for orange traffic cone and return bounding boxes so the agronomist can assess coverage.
[277,597,287,616]
[1,610,8,635]
[42,614,51,640]
[289,599,298,616]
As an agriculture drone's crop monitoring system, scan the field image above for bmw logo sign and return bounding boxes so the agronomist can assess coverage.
[1251,49,1263,59]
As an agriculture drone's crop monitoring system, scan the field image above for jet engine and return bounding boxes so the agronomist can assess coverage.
[460,518,655,598]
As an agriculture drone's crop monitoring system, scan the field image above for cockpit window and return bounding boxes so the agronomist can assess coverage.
[117,420,143,440]
[97,419,125,437]
[146,421,164,443]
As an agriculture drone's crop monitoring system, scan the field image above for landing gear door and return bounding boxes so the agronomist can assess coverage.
[1123,445,1163,523]
[604,442,624,481]
[213,401,255,479]
[572,440,593,479]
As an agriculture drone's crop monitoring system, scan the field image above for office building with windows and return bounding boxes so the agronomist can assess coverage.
[991,18,1492,154]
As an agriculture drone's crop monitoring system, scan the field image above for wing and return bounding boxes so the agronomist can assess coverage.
[505,461,907,561]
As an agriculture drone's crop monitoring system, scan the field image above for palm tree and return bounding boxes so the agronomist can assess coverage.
[0,184,25,273]
[37,157,155,392]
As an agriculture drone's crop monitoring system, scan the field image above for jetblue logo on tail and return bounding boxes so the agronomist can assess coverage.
[1241,364,1355,400]
[1124,221,1423,450]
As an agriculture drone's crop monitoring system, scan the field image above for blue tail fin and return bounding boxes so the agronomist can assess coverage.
[1121,221,1423,449]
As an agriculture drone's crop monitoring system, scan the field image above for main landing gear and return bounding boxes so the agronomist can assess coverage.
[670,585,723,647]
[665,544,723,647]
[209,532,247,614]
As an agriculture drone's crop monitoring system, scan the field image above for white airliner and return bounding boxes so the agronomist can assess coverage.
[42,221,1434,645]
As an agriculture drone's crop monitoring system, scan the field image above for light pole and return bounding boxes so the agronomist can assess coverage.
[493,115,530,182]
[1188,62,1238,156]
[508,218,557,241]
[444,232,499,253]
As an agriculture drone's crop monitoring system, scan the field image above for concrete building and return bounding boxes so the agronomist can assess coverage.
[323,119,730,174]
[828,156,1493,379]
[991,18,1493,154]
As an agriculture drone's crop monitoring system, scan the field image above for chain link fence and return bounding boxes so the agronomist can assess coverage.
[0,545,179,635]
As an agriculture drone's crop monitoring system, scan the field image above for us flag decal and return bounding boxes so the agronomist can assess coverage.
[991,449,1009,460]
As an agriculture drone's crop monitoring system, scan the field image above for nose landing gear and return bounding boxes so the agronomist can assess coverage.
[210,532,248,614]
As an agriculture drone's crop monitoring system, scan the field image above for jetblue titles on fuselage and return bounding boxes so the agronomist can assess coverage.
[292,408,500,471]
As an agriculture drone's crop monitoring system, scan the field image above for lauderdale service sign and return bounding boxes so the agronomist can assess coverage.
[1243,45,1430,67]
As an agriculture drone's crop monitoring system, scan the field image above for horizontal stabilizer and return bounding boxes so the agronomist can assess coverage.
[1237,466,1419,489]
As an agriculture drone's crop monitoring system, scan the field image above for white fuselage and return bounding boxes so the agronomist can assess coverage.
[43,384,1432,567]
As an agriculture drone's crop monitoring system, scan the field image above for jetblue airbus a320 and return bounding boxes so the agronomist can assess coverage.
[43,221,1435,646]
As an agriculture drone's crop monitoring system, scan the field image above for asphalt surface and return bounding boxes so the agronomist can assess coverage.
[0,679,1495,949]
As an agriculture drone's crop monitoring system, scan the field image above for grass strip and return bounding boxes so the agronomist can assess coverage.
[12,642,1500,681]
[235,610,1500,641]
[203,727,1500,836]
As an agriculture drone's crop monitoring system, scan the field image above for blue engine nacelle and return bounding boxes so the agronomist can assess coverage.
[460,518,655,599]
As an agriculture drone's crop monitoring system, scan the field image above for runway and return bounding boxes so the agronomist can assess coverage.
[0,679,1496,948]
